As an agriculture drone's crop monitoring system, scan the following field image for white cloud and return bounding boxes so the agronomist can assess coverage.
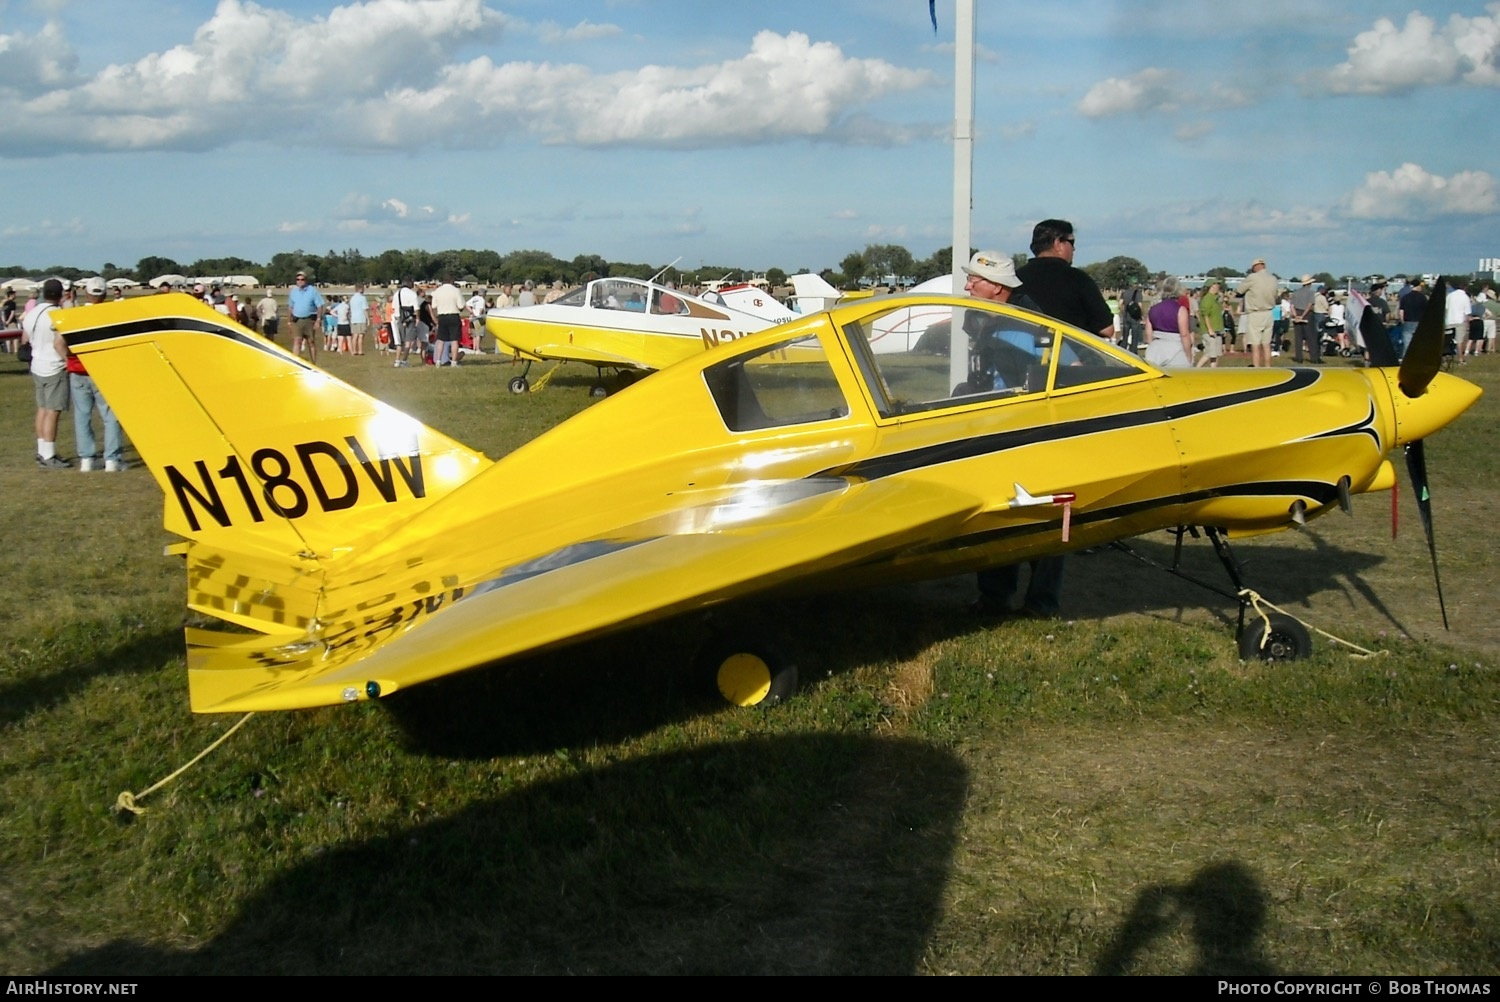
[1346,163,1497,219]
[1173,120,1213,143]
[0,5,934,156]
[1320,6,1500,95]
[407,29,936,149]
[1077,68,1178,117]
[537,20,622,44]
[0,217,86,240]
[1000,120,1036,141]
[1113,199,1336,242]
[831,209,859,219]
[0,21,78,94]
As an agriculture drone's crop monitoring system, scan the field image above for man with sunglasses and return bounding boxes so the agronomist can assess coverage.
[1014,219,1115,342]
[286,271,325,362]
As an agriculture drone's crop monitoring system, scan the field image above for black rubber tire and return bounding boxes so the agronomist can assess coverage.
[1238,613,1311,662]
[507,375,529,395]
[589,383,609,400]
[696,635,798,708]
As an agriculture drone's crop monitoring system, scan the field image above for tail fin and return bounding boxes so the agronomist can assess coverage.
[57,295,490,568]
[710,284,795,324]
[787,272,844,314]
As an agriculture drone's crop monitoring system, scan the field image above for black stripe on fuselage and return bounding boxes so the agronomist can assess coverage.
[911,478,1342,557]
[1304,400,1382,451]
[817,368,1323,481]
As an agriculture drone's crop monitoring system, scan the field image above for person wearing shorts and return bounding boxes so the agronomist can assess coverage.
[1236,258,1278,367]
[393,279,423,367]
[24,279,70,469]
[286,271,324,362]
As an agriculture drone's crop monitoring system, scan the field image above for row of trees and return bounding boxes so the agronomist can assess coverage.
[0,250,775,289]
[1,245,1379,293]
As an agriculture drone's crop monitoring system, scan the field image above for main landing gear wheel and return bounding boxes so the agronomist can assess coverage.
[1238,613,1311,662]
[697,636,798,708]
[588,383,609,400]
[507,375,529,395]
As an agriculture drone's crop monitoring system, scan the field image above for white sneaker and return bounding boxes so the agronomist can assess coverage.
[79,457,96,472]
[105,459,126,472]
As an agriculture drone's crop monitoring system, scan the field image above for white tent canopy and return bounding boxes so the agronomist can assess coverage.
[1,277,37,292]
[149,274,187,288]
[107,278,140,288]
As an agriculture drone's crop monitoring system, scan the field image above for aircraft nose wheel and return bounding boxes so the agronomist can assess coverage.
[588,383,609,399]
[696,635,798,708]
[507,375,530,394]
[1238,613,1311,662]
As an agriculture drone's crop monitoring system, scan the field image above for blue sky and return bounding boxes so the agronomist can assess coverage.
[2,0,1497,279]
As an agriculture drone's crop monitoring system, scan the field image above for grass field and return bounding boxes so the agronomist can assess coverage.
[1,342,1497,975]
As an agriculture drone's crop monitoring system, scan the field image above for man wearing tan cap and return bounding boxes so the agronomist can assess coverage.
[1235,258,1278,368]
[961,249,1032,306]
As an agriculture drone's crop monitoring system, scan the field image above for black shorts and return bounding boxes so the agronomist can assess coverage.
[436,314,461,342]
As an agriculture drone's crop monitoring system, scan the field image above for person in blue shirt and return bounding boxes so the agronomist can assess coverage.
[286,271,325,363]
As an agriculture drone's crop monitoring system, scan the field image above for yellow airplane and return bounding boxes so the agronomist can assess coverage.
[485,275,793,397]
[56,281,1479,714]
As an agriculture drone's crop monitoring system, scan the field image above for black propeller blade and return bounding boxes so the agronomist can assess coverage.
[1403,438,1449,630]
[1398,275,1447,399]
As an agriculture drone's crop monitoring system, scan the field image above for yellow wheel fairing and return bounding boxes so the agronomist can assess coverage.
[716,653,774,707]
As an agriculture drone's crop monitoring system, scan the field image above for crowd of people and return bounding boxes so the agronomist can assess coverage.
[1109,269,1500,369]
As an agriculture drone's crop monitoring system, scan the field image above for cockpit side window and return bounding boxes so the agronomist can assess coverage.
[704,335,849,432]
[844,304,1054,418]
[844,302,1148,417]
[590,279,648,312]
[1050,330,1144,389]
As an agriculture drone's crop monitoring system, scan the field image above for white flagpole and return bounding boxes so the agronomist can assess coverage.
[950,0,976,392]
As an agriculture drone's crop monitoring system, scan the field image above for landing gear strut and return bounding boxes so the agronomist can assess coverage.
[1110,525,1314,662]
[508,358,533,395]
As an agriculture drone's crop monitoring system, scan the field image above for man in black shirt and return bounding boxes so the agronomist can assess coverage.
[1397,279,1427,361]
[1015,219,1115,340]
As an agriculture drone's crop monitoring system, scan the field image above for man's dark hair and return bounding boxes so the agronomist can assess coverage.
[1030,218,1074,256]
[42,278,63,302]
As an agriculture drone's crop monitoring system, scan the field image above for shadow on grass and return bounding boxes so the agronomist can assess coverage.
[0,622,182,729]
[1093,860,1276,976]
[382,528,1406,759]
[50,734,967,975]
[1056,529,1402,631]
[381,585,987,759]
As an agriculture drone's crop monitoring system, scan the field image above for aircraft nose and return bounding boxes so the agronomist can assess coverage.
[1382,369,1483,448]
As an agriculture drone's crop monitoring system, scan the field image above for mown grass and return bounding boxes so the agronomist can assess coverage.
[1,346,1497,974]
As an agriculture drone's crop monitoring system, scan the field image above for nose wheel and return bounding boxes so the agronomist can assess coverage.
[1237,613,1311,662]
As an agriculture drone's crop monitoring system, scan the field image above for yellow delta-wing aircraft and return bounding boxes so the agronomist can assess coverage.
[56,281,1479,714]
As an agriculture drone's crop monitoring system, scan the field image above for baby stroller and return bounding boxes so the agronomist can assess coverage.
[1320,317,1352,357]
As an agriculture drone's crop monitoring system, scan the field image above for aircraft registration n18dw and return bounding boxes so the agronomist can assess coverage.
[56,287,1479,713]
